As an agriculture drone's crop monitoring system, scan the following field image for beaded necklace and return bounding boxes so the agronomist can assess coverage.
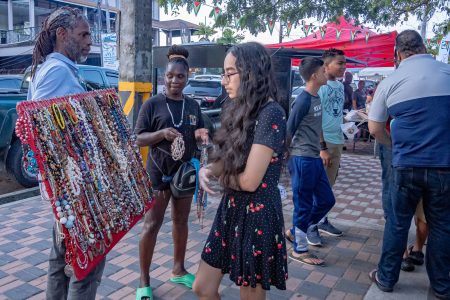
[164,92,185,128]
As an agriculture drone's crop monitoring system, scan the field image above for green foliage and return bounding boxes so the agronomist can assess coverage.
[159,0,449,35]
[196,22,217,40]
[216,28,245,44]
[427,19,450,62]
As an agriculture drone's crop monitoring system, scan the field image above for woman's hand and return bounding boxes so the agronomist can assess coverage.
[199,167,217,195]
[195,128,209,144]
[162,128,180,141]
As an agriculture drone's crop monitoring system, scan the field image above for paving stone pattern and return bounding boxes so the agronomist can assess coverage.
[0,149,387,300]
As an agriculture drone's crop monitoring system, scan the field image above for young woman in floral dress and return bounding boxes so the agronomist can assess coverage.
[193,42,288,300]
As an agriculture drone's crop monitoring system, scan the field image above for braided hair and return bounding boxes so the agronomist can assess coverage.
[31,7,87,78]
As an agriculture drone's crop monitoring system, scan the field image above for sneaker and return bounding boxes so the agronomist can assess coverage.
[318,219,343,237]
[400,257,415,272]
[306,225,322,246]
[368,269,394,293]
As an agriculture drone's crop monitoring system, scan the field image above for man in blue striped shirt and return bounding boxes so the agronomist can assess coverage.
[368,30,450,298]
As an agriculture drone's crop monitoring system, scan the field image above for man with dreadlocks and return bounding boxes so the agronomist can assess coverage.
[27,7,104,299]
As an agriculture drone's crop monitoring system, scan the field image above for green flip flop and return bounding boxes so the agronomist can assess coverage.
[169,273,195,289]
[136,286,153,300]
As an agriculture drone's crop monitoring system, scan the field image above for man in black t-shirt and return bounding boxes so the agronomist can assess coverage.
[352,80,367,110]
[343,71,353,111]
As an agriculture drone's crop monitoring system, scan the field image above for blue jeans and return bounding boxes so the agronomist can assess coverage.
[377,167,450,297]
[288,156,335,251]
[378,144,393,219]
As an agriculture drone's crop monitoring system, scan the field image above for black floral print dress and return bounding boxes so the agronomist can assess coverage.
[202,101,288,290]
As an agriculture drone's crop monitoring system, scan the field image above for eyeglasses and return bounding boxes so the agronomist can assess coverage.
[221,72,239,82]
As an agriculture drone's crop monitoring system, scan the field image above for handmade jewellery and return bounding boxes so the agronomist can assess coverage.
[195,144,209,226]
[171,136,185,161]
[15,89,153,280]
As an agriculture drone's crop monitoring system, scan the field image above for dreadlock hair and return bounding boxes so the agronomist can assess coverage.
[211,42,279,190]
[322,48,345,64]
[166,44,190,73]
[31,7,87,78]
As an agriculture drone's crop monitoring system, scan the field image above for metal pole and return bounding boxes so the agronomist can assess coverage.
[420,4,428,39]
[105,0,111,33]
[97,0,103,66]
[29,0,35,36]
[279,23,283,43]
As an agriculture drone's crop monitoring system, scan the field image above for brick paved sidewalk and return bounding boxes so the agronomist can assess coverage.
[0,152,391,300]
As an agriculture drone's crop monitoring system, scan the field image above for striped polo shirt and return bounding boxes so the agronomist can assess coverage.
[369,54,450,168]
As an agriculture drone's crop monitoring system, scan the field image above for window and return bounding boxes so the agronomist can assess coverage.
[80,70,105,90]
[0,78,21,89]
[183,80,222,97]
[105,71,118,89]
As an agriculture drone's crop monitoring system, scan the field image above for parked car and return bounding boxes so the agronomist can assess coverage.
[183,79,227,109]
[291,86,305,108]
[0,75,22,92]
[20,65,119,92]
[0,65,119,187]
[194,74,222,80]
[350,79,377,92]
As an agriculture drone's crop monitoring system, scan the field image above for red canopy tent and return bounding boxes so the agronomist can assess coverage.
[266,16,397,67]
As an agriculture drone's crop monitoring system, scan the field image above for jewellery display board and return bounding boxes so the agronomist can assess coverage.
[15,89,153,280]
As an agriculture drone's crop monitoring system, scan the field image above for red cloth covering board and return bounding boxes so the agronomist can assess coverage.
[266,16,397,68]
[15,88,154,280]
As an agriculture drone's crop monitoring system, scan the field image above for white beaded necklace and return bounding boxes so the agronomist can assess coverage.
[165,93,185,128]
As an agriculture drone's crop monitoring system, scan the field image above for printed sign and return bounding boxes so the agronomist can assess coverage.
[101,33,119,70]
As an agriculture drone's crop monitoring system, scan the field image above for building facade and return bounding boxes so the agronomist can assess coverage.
[0,0,163,73]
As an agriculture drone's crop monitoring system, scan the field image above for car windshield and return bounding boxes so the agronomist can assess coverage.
[183,80,222,97]
[292,86,304,96]
[0,78,21,90]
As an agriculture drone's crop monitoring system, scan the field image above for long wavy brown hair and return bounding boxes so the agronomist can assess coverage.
[211,42,279,189]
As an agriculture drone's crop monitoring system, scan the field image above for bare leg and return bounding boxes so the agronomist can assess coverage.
[171,195,192,276]
[240,285,266,300]
[413,218,428,252]
[193,260,224,300]
[139,190,171,288]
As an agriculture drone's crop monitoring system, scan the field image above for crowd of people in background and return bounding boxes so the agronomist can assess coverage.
[25,6,450,300]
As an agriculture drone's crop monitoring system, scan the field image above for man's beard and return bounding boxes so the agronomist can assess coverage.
[78,55,88,63]
[66,39,85,63]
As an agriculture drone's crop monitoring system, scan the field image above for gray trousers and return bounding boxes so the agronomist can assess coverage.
[46,223,106,300]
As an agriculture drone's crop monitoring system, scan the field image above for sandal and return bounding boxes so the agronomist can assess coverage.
[285,228,294,245]
[407,245,424,265]
[368,269,393,293]
[136,287,153,300]
[288,250,324,266]
[169,273,195,289]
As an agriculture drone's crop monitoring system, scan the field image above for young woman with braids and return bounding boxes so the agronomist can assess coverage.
[193,42,288,300]
[134,45,208,300]
[26,7,102,300]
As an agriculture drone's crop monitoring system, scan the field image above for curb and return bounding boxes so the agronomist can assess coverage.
[0,187,40,205]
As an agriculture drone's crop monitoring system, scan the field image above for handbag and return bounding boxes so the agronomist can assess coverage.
[149,146,200,199]
[170,158,200,199]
